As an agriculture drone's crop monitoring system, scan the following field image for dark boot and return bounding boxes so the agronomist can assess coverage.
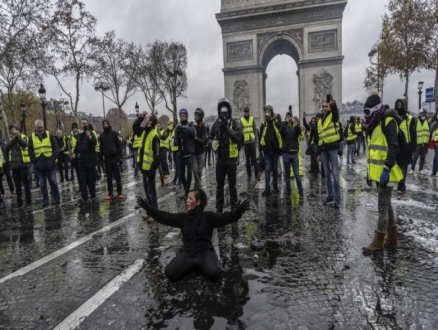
[384,225,397,247]
[362,231,385,253]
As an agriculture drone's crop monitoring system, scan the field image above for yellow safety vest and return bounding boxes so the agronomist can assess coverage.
[240,116,255,142]
[62,136,69,154]
[8,134,30,163]
[416,120,430,144]
[133,134,142,149]
[159,129,168,149]
[354,123,362,134]
[260,121,283,150]
[214,121,239,158]
[169,126,179,152]
[137,128,157,170]
[32,131,53,158]
[92,131,100,153]
[70,135,78,151]
[367,117,403,183]
[399,115,413,143]
[434,127,438,142]
[347,124,356,141]
[317,112,340,146]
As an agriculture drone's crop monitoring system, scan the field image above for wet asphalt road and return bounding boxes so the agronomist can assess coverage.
[0,149,438,330]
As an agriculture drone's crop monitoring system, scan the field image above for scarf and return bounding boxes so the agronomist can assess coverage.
[188,206,203,256]
[364,104,385,135]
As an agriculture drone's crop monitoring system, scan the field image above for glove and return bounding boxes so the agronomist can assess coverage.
[220,118,228,128]
[238,199,250,214]
[136,196,151,212]
[379,169,389,188]
[212,140,219,151]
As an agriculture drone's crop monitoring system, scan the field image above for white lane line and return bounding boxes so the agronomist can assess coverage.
[54,258,145,330]
[0,192,175,284]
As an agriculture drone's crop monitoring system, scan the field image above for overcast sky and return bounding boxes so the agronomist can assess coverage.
[44,0,436,120]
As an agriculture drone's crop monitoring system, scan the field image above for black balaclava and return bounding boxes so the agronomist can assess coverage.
[394,99,407,117]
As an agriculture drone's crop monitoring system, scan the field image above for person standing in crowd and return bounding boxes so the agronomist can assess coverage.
[192,108,206,189]
[259,105,282,196]
[136,189,250,282]
[28,119,61,207]
[5,125,31,207]
[394,99,415,199]
[204,125,213,167]
[100,119,124,200]
[88,125,102,183]
[317,95,341,208]
[169,120,181,186]
[431,107,438,177]
[132,127,143,177]
[345,116,357,165]
[133,111,160,221]
[55,130,70,183]
[354,117,363,158]
[70,123,80,183]
[0,139,16,197]
[280,111,303,197]
[174,108,195,198]
[303,112,322,178]
[409,108,429,175]
[240,106,259,182]
[73,118,98,203]
[208,98,241,213]
[362,91,403,253]
[157,121,170,181]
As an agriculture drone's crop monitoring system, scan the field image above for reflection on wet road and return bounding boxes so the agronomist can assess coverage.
[0,152,437,329]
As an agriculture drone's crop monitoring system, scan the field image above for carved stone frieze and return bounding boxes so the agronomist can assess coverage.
[257,28,303,59]
[227,40,253,61]
[312,69,334,111]
[309,30,337,53]
[233,80,250,117]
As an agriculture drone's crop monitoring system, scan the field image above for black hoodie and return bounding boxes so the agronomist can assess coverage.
[99,119,122,158]
[395,98,417,147]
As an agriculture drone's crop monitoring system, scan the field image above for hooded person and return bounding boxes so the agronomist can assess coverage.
[409,108,430,175]
[207,98,242,213]
[192,107,206,189]
[99,119,124,200]
[344,116,357,164]
[394,98,415,198]
[362,90,403,253]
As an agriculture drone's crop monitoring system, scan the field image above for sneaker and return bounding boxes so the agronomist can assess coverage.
[396,190,404,200]
[273,187,280,194]
[118,194,124,200]
[42,203,49,208]
[247,177,251,182]
[106,195,113,201]
[408,169,414,175]
[164,175,170,180]
[55,200,61,205]
[96,180,101,184]
[11,191,16,195]
[17,201,24,207]
[431,172,437,177]
[262,189,270,197]
[333,202,340,209]
[324,197,334,205]
[418,170,425,175]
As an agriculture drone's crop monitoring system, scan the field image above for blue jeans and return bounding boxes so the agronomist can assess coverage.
[37,167,61,205]
[347,143,355,163]
[142,172,157,208]
[321,148,340,203]
[282,153,303,194]
[264,153,279,190]
[172,151,180,184]
[433,144,438,174]
[133,149,139,174]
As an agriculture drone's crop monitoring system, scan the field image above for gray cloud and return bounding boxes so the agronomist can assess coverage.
[43,0,436,123]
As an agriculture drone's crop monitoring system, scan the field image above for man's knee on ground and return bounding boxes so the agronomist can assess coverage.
[164,264,182,282]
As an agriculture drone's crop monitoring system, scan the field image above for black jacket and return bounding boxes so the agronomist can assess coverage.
[259,120,281,154]
[73,129,97,170]
[280,121,301,153]
[132,117,160,175]
[5,135,29,169]
[208,118,241,158]
[146,207,243,256]
[303,117,319,145]
[194,123,206,155]
[28,131,59,171]
[99,123,122,159]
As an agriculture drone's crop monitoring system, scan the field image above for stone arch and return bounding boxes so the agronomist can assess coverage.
[258,31,303,67]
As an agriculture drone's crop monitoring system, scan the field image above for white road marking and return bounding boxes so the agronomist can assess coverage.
[0,192,175,284]
[54,258,145,330]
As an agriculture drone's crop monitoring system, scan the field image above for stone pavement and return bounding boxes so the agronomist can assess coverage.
[0,151,437,329]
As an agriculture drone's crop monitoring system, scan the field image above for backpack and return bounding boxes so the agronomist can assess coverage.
[381,118,412,167]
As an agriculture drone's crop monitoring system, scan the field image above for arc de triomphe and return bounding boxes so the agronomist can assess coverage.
[216,0,347,124]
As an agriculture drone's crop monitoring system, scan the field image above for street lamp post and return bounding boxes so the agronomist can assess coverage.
[135,102,139,118]
[418,81,424,111]
[94,81,110,119]
[20,101,26,135]
[38,83,47,129]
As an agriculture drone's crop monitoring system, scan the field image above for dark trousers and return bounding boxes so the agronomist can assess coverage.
[205,147,213,165]
[411,144,428,171]
[105,156,122,195]
[310,143,319,176]
[79,168,96,200]
[355,135,362,155]
[142,172,157,208]
[160,149,170,175]
[243,143,258,179]
[12,168,31,204]
[57,153,69,181]
[179,155,193,196]
[216,156,237,210]
[165,249,221,282]
[71,158,80,181]
[0,162,15,194]
[397,164,408,192]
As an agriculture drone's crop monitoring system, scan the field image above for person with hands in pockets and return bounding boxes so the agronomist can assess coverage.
[136,188,250,282]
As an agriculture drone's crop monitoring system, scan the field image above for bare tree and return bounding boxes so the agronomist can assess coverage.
[38,0,98,120]
[93,31,138,110]
[424,1,438,105]
[132,46,163,113]
[380,0,430,105]
[363,41,390,101]
[0,0,50,138]
[147,40,188,123]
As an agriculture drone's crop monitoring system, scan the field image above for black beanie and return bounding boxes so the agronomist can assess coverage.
[364,90,381,109]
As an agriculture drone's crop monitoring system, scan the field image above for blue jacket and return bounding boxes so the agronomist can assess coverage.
[174,122,195,156]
